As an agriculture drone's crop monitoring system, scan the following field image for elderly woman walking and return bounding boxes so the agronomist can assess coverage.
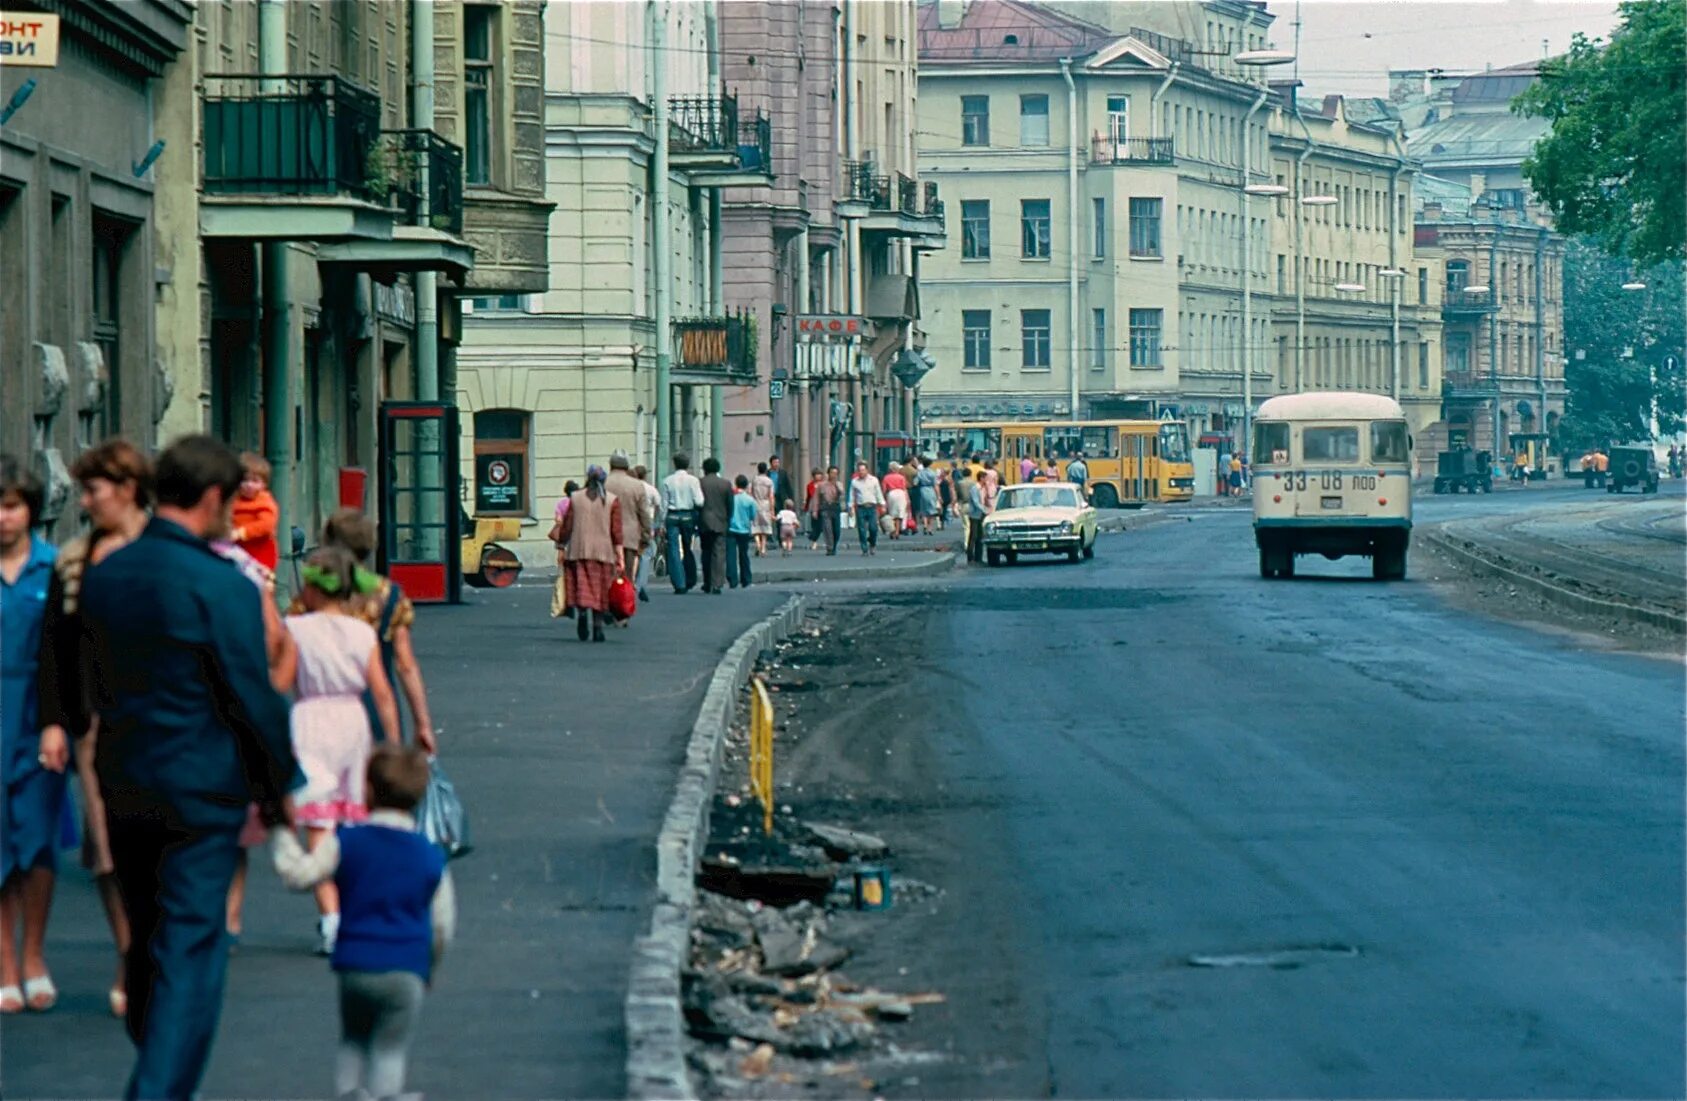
[559,466,622,642]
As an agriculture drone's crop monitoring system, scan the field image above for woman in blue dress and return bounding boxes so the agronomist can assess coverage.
[0,456,68,1013]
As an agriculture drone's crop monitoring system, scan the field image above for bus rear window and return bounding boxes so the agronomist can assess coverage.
[1303,426,1360,463]
[1371,421,1410,463]
[1253,422,1289,465]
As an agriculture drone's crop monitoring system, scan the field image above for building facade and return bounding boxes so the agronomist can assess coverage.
[1264,92,1445,464]
[915,0,1279,450]
[0,1,192,534]
[718,0,942,482]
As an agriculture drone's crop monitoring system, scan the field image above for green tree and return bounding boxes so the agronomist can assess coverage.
[1557,239,1685,449]
[1515,0,1686,267]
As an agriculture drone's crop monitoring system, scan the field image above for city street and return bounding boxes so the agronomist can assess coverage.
[746,486,1685,1098]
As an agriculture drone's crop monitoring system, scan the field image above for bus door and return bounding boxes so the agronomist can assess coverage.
[1120,429,1152,502]
[1003,427,1042,484]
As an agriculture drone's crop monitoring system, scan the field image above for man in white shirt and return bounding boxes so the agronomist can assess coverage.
[633,464,664,602]
[660,453,704,593]
[848,460,885,556]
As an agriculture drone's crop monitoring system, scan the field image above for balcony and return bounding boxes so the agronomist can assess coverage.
[1442,370,1500,398]
[673,312,758,386]
[668,92,773,187]
[1090,135,1175,166]
[376,129,464,236]
[1442,288,1498,316]
[839,161,946,247]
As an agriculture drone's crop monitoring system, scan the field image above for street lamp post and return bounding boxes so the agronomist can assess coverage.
[1233,48,1294,460]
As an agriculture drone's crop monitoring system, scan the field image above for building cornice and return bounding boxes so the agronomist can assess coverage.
[25,0,190,76]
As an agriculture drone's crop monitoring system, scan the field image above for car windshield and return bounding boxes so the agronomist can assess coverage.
[998,486,1079,510]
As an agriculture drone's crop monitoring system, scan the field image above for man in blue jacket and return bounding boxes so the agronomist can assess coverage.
[81,435,295,1101]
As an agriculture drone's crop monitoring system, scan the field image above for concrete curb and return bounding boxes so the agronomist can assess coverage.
[624,594,806,1100]
[1421,525,1685,635]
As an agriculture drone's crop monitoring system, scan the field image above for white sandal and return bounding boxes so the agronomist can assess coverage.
[0,985,23,1014]
[23,974,56,1011]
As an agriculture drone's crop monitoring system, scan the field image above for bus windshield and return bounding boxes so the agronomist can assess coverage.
[1158,423,1190,463]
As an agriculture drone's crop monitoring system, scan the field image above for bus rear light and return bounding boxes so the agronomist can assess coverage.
[1378,498,1387,505]
[1272,494,1281,503]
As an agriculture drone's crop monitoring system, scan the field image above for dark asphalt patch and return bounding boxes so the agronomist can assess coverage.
[860,587,1186,612]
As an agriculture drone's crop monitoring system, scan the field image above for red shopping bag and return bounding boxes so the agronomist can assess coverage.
[608,573,638,620]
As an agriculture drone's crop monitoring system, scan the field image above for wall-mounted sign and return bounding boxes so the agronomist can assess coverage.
[0,13,59,67]
[769,379,787,400]
[796,315,875,340]
[919,399,1070,419]
[374,281,415,326]
[474,451,524,513]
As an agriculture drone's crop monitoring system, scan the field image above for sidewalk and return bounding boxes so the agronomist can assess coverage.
[3,584,787,1100]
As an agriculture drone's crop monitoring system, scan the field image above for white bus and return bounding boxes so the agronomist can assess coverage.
[1251,392,1413,580]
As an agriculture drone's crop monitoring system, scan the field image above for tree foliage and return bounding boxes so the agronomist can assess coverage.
[1557,239,1685,449]
[1515,0,1686,267]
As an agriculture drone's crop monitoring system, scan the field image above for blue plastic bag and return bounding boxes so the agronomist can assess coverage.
[416,757,472,860]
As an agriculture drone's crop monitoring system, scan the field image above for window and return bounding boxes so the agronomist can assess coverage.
[1106,94,1129,143]
[1129,197,1162,258]
[1091,308,1106,370]
[1370,421,1410,464]
[1092,197,1106,258]
[91,217,130,440]
[472,408,530,515]
[1021,309,1051,369]
[961,95,989,146]
[962,310,992,370]
[1418,342,1430,390]
[470,295,524,312]
[1418,267,1428,304]
[464,4,496,185]
[1303,426,1360,463]
[961,200,990,258]
[1253,421,1289,465]
[1021,199,1051,258]
[1446,260,1469,293]
[1128,308,1162,367]
[1277,254,1286,294]
[1019,94,1049,146]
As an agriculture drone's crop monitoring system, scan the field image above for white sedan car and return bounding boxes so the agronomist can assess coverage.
[982,482,1098,566]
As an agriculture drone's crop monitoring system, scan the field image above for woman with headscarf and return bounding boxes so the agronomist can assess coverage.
[548,479,581,619]
[559,466,622,642]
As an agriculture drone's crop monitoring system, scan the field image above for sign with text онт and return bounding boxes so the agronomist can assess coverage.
[0,13,59,66]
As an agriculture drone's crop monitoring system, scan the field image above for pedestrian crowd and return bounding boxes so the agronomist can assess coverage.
[1,434,453,1101]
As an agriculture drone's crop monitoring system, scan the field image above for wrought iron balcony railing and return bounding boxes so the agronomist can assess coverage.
[1443,287,1498,313]
[1442,370,1500,395]
[668,91,772,175]
[675,310,758,383]
[202,74,383,201]
[843,162,945,222]
[377,129,465,235]
[1090,135,1175,165]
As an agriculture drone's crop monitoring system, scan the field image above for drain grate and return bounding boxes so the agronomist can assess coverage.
[1186,944,1360,970]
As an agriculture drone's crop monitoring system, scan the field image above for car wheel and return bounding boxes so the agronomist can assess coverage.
[986,548,1001,567]
[1005,551,1018,565]
[1082,535,1095,560]
[1067,546,1080,563]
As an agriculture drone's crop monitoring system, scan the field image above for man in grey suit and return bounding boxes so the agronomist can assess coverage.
[698,457,734,594]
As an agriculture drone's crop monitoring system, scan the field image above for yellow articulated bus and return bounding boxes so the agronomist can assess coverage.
[918,420,1194,507]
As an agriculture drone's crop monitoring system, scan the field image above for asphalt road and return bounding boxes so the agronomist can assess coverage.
[805,484,1685,1098]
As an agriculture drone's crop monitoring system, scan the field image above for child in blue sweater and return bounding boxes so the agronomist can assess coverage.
[274,745,456,1100]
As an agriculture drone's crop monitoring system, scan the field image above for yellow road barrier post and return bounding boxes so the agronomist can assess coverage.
[749,676,774,835]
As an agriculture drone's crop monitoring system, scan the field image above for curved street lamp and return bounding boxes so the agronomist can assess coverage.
[1622,280,1648,291]
[1233,49,1296,66]
[1334,282,1366,293]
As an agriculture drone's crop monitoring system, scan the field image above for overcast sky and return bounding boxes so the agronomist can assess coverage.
[1264,0,1623,96]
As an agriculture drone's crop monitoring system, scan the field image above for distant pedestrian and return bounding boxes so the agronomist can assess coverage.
[1066,452,1089,498]
[1228,453,1244,496]
[272,745,455,1101]
[605,451,651,587]
[803,468,823,550]
[633,465,662,603]
[849,461,885,556]
[1669,445,1681,479]
[751,463,775,556]
[559,466,624,639]
[698,458,734,594]
[915,459,941,534]
[965,468,988,564]
[80,435,296,1099]
[882,463,909,541]
[229,452,280,573]
[1020,455,1036,483]
[728,476,757,588]
[661,455,703,594]
[938,464,955,528]
[981,459,1001,512]
[811,466,844,555]
[768,455,796,520]
[776,500,800,556]
[549,480,581,617]
[1,456,69,1015]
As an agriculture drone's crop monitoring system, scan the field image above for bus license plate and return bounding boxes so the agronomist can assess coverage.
[1321,495,1343,510]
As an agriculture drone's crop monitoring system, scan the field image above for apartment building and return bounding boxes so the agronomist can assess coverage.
[1264,92,1445,460]
[915,0,1278,448]
[716,0,942,480]
[0,2,192,533]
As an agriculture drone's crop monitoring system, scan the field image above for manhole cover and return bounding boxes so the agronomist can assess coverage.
[1186,944,1360,970]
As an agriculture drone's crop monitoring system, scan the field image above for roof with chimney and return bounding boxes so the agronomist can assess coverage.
[917,0,1116,64]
